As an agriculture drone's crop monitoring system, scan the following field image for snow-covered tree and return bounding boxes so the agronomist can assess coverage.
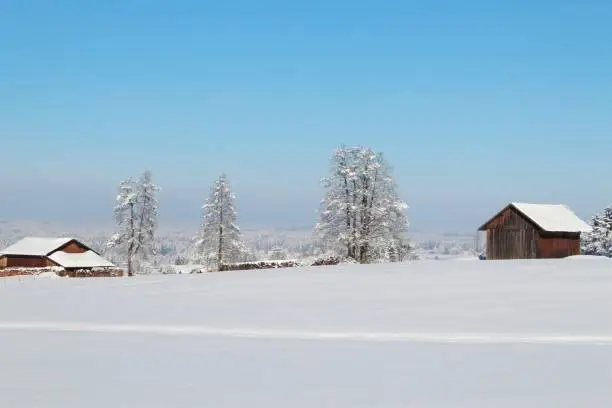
[134,170,160,261]
[315,146,410,264]
[582,205,612,257]
[107,171,160,276]
[108,178,137,276]
[194,174,247,270]
[384,237,414,262]
[267,246,288,260]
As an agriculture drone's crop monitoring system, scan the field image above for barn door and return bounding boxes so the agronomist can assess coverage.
[500,228,522,259]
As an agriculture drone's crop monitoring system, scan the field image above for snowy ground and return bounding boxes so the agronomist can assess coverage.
[0,258,611,407]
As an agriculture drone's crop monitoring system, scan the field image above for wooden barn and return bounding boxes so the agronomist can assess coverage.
[0,237,116,270]
[478,203,591,260]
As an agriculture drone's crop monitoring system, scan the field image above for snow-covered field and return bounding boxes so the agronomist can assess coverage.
[0,259,611,407]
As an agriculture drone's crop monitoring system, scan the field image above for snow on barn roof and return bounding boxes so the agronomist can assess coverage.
[511,202,592,233]
[0,237,77,256]
[48,250,115,269]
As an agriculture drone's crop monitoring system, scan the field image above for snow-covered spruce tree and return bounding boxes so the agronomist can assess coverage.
[582,205,612,257]
[134,170,160,262]
[194,174,247,270]
[315,146,409,264]
[107,171,160,276]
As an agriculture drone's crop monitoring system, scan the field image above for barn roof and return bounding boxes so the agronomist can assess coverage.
[479,203,592,233]
[48,250,115,269]
[0,237,78,256]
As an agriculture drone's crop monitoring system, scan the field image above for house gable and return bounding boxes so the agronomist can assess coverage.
[479,204,541,232]
[51,239,92,255]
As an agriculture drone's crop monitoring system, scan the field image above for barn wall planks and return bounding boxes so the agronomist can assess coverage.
[3,256,48,268]
[538,233,581,258]
[484,207,538,260]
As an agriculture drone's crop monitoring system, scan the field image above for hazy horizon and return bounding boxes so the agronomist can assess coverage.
[0,180,603,234]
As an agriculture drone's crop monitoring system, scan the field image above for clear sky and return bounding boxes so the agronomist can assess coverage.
[1,0,611,232]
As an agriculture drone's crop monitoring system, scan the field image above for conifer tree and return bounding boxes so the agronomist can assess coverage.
[195,174,246,270]
[582,205,612,257]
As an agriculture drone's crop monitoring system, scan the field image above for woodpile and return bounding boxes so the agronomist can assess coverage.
[219,260,298,271]
[57,268,124,278]
[311,255,341,266]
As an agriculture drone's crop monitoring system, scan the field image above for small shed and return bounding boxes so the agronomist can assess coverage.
[478,203,592,260]
[0,237,115,270]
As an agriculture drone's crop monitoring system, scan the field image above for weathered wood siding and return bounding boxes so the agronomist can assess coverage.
[0,256,6,268]
[3,255,50,268]
[56,240,88,254]
[538,233,581,258]
[484,207,538,260]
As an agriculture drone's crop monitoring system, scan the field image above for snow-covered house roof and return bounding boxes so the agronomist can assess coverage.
[48,250,116,269]
[479,203,592,233]
[0,237,78,256]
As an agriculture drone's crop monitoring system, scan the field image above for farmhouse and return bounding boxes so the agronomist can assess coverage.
[0,237,115,270]
[478,203,591,260]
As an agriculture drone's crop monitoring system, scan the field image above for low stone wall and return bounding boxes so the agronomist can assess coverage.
[0,269,37,277]
[58,268,124,278]
[0,267,62,277]
[0,267,124,278]
[219,260,298,271]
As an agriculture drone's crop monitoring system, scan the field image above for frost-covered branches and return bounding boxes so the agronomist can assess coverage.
[315,146,410,263]
[107,170,160,275]
[135,170,160,260]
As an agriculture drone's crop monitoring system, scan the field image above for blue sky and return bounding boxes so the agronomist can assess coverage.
[1,0,611,231]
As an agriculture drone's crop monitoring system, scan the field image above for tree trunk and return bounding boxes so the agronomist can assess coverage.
[358,165,370,264]
[338,154,353,260]
[351,179,358,260]
[135,194,147,258]
[127,202,135,276]
[361,167,377,265]
[217,194,224,271]
[359,190,367,263]
[343,174,352,259]
[127,256,134,277]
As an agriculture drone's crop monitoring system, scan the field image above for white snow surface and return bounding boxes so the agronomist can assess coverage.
[0,259,611,407]
[48,249,116,268]
[0,236,75,256]
[511,202,592,233]
[565,254,611,260]
[36,271,64,279]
